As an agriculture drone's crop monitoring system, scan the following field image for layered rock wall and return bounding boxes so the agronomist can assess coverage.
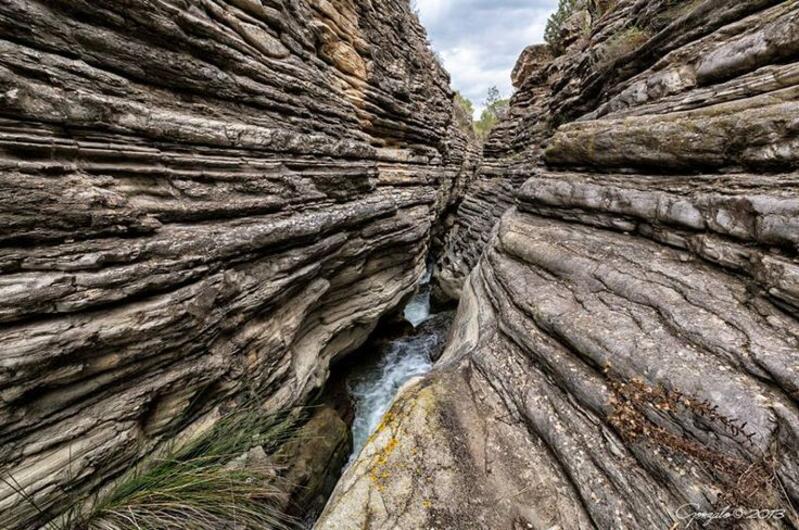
[434,43,555,299]
[0,1,471,528]
[319,0,799,528]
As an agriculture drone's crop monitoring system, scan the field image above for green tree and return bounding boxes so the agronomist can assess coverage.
[455,92,474,117]
[452,92,476,136]
[474,86,509,140]
[545,0,578,56]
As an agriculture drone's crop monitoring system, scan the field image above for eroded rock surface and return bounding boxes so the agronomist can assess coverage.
[276,402,352,524]
[0,1,473,528]
[433,38,555,300]
[320,0,799,528]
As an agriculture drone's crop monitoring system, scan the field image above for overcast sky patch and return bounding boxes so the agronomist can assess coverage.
[414,0,557,117]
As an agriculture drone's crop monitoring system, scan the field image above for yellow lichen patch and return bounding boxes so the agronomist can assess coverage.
[365,385,437,492]
[368,434,400,491]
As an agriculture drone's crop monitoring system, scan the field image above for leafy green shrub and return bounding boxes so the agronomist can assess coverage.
[545,0,580,56]
[474,86,509,141]
[454,92,474,118]
[453,92,476,136]
[596,26,652,67]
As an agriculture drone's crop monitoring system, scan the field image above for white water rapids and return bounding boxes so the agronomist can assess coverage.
[346,274,437,461]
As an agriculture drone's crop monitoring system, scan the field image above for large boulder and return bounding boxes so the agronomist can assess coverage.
[276,403,352,524]
[511,45,554,90]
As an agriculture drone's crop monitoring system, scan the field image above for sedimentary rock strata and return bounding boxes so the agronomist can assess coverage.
[0,1,471,528]
[320,0,799,528]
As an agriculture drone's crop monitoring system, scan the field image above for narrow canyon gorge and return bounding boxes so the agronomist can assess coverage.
[1,0,798,529]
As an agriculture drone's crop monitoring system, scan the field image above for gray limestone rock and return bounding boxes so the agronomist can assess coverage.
[325,0,799,528]
[0,1,475,528]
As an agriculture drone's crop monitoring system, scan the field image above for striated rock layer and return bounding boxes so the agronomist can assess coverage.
[433,43,554,300]
[319,0,799,528]
[0,1,473,528]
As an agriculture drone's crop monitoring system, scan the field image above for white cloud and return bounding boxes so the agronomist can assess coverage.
[415,0,558,118]
[414,0,450,24]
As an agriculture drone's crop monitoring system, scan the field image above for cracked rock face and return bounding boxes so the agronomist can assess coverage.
[0,1,472,528]
[320,0,799,528]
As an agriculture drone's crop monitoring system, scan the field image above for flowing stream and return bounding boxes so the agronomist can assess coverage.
[346,273,442,461]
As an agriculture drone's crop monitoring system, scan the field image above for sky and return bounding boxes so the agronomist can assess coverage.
[414,0,558,117]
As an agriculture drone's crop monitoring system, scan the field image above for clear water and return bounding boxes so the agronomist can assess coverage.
[347,330,435,459]
[347,279,438,461]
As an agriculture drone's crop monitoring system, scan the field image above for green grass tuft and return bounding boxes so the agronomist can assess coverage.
[85,460,291,530]
[75,398,303,530]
